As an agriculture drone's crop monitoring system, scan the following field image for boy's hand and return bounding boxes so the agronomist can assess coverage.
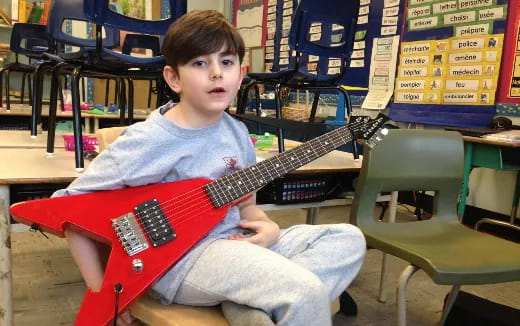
[229,220,280,248]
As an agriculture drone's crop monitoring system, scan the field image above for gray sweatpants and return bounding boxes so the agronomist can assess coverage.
[173,223,366,326]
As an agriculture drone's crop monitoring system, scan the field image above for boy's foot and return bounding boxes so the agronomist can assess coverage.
[221,301,275,326]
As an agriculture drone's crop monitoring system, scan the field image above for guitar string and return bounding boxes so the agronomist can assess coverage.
[167,131,353,228]
[133,119,364,219]
[130,129,357,234]
[120,125,359,236]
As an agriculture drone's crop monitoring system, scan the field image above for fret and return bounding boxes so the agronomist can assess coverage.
[205,124,358,207]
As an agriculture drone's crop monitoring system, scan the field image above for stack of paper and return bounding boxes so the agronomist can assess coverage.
[483,130,520,144]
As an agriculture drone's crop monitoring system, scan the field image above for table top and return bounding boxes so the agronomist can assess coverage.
[256,140,362,174]
[0,104,148,120]
[463,135,520,148]
[0,130,73,148]
[0,136,360,186]
[0,148,87,185]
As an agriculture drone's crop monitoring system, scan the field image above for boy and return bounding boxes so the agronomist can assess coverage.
[54,10,366,326]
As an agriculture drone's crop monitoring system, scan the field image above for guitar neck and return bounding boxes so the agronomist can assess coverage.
[205,124,353,207]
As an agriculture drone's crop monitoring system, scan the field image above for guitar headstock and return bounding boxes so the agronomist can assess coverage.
[348,114,390,149]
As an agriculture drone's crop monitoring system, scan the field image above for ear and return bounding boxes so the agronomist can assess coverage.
[163,65,182,94]
[237,65,246,90]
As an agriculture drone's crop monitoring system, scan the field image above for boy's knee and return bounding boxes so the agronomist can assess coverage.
[332,224,367,253]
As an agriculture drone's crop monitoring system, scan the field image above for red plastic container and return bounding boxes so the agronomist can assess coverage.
[62,134,98,151]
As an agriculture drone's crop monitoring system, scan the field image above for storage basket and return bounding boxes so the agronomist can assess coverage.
[281,106,310,121]
[256,174,336,204]
[62,134,98,151]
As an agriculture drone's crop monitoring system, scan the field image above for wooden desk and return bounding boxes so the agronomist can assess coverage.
[0,148,88,326]
[0,130,70,149]
[459,136,520,231]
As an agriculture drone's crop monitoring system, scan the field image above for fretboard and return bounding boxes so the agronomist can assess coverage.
[204,124,353,207]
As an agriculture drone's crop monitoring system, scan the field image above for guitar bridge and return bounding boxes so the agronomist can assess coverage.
[112,213,149,256]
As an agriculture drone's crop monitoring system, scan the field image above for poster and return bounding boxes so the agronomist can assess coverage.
[234,0,266,48]
[362,35,400,110]
[394,34,503,106]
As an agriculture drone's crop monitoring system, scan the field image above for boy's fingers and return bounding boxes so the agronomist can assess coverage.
[238,221,260,231]
[121,310,134,323]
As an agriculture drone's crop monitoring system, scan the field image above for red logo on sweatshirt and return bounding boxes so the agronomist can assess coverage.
[223,156,238,174]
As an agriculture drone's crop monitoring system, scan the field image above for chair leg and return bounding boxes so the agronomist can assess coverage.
[126,78,134,125]
[71,66,85,172]
[155,77,163,107]
[21,73,26,105]
[378,191,399,302]
[81,76,86,103]
[253,84,262,134]
[118,78,127,126]
[147,80,153,109]
[0,68,5,108]
[114,78,120,106]
[274,84,285,152]
[28,75,32,107]
[105,78,110,107]
[31,62,54,137]
[58,76,65,112]
[378,252,389,303]
[397,264,419,326]
[47,62,71,156]
[440,285,460,326]
[5,69,11,111]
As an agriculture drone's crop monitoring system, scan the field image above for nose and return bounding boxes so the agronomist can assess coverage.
[210,64,223,80]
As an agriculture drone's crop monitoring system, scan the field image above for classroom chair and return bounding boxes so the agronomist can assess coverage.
[349,129,520,326]
[237,0,359,154]
[38,0,186,172]
[0,23,50,111]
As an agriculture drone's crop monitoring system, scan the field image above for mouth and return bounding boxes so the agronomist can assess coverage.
[209,87,226,94]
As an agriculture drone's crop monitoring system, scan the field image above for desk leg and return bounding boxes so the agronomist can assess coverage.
[0,186,13,326]
[458,142,474,220]
[510,171,520,224]
[305,207,320,225]
[378,191,398,303]
[94,118,100,133]
[85,117,92,134]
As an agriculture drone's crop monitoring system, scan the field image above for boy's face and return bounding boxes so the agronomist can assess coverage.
[163,46,244,116]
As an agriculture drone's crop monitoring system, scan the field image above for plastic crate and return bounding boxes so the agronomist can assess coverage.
[256,174,337,204]
[62,134,98,151]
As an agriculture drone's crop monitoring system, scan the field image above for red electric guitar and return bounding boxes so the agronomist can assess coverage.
[10,114,388,325]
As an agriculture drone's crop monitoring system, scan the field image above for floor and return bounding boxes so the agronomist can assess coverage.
[7,204,520,325]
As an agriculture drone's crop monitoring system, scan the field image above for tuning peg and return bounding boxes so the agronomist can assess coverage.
[366,128,389,149]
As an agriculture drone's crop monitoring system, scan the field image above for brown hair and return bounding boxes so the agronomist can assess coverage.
[161,10,245,71]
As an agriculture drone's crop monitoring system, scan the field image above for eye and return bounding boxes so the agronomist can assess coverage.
[192,60,207,68]
[222,59,234,66]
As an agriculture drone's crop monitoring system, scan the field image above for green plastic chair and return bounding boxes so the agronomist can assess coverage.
[350,129,520,326]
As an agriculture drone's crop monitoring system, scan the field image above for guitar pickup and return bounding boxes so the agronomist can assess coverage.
[134,199,176,248]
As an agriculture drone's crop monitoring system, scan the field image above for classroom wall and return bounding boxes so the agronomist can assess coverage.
[188,0,232,20]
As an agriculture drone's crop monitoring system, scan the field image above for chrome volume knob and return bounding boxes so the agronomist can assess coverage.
[132,258,144,272]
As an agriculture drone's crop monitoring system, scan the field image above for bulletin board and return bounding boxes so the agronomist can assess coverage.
[342,0,407,89]
[495,1,520,116]
[390,0,510,128]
